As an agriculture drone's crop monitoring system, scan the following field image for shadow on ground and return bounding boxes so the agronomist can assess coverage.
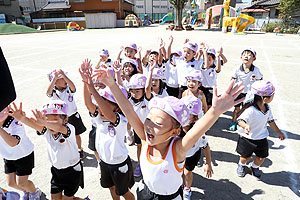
[82,152,98,168]
[191,173,264,200]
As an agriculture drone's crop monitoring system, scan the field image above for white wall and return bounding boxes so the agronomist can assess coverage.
[85,13,116,28]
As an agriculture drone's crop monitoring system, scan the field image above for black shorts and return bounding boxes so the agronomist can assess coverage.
[137,180,183,200]
[200,86,213,106]
[88,125,97,151]
[166,85,179,98]
[236,136,269,158]
[4,151,34,176]
[134,130,141,145]
[68,112,86,135]
[100,156,134,196]
[51,162,84,197]
[185,149,202,171]
[234,93,246,107]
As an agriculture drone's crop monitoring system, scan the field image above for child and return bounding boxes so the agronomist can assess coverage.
[236,80,285,178]
[46,69,86,159]
[182,70,208,116]
[146,64,169,98]
[79,61,135,200]
[127,73,152,177]
[95,49,114,69]
[170,40,203,98]
[229,48,263,131]
[142,50,163,78]
[9,100,86,200]
[200,48,222,109]
[115,59,138,91]
[92,66,244,199]
[117,43,143,73]
[180,95,213,200]
[0,106,41,200]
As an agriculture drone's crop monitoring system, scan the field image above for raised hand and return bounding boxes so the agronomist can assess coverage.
[145,49,152,55]
[7,102,26,121]
[169,35,173,44]
[159,39,165,50]
[212,80,245,115]
[137,46,142,53]
[93,67,115,87]
[79,59,92,83]
[31,109,47,127]
[112,60,122,73]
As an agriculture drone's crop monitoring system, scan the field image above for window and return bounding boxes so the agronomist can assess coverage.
[136,5,143,8]
[153,5,159,9]
[161,6,167,8]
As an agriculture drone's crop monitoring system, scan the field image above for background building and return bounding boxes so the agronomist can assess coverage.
[0,0,22,22]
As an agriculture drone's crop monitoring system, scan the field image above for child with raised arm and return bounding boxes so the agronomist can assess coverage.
[9,101,87,200]
[229,48,263,131]
[180,95,213,200]
[79,60,135,200]
[236,80,285,178]
[117,43,142,73]
[92,66,244,199]
[95,49,114,69]
[115,59,139,91]
[200,48,222,109]
[146,63,169,98]
[0,106,41,200]
[46,69,86,159]
[182,70,208,116]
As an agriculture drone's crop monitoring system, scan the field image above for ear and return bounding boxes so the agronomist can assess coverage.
[64,117,69,124]
[170,127,181,137]
[253,57,256,61]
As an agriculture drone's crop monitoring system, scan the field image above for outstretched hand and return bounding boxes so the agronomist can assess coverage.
[93,67,115,87]
[79,59,93,86]
[31,109,47,127]
[212,80,245,115]
[7,102,26,121]
[112,60,122,73]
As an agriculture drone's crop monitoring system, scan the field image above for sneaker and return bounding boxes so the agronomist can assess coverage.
[134,164,142,177]
[236,164,246,177]
[183,188,192,200]
[21,191,30,200]
[84,196,90,200]
[229,122,237,131]
[29,188,41,200]
[251,167,262,179]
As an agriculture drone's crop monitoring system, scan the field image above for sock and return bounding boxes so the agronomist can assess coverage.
[239,161,247,166]
[250,162,260,168]
[184,186,191,191]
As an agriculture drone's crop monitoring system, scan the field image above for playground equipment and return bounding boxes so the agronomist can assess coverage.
[191,12,205,25]
[222,0,255,33]
[67,22,84,31]
[205,4,236,26]
[143,14,153,26]
[159,12,175,24]
[125,14,140,27]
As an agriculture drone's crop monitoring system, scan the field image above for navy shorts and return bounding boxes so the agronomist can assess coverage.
[68,112,86,135]
[234,93,246,108]
[200,86,213,106]
[236,136,269,158]
[185,149,202,171]
[88,125,97,151]
[4,151,34,176]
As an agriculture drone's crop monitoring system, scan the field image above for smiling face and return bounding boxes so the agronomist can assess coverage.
[130,88,144,100]
[100,55,109,63]
[187,79,200,93]
[151,79,160,91]
[45,114,68,134]
[125,47,137,59]
[149,53,158,63]
[241,50,256,65]
[144,108,180,146]
[123,63,135,76]
[183,47,196,62]
[55,78,67,90]
[207,54,215,67]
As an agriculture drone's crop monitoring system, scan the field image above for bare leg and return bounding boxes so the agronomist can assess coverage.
[240,156,251,164]
[232,107,240,122]
[6,173,24,191]
[253,156,265,166]
[183,168,193,188]
[76,135,82,150]
[108,186,120,200]
[122,190,135,200]
[94,151,100,162]
[51,192,63,200]
[16,175,36,193]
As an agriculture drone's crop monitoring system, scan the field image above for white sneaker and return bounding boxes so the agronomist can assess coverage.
[183,188,192,200]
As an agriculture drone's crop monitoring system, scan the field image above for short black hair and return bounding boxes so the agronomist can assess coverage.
[208,53,216,60]
[242,50,255,58]
[150,51,159,56]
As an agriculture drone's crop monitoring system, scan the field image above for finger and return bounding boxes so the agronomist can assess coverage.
[213,87,218,99]
[225,80,235,94]
[232,86,245,99]
[20,102,23,111]
[12,102,17,111]
[32,110,38,119]
[8,105,13,113]
[234,98,245,106]
[230,81,243,95]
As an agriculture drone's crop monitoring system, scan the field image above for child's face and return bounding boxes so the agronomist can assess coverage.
[149,54,158,63]
[125,47,136,59]
[100,55,109,62]
[46,114,67,134]
[94,82,106,91]
[123,63,135,76]
[241,51,256,65]
[144,108,179,146]
[187,80,200,92]
[55,78,67,89]
[130,88,144,100]
[98,99,119,120]
[183,48,196,62]
[207,54,215,67]
[263,93,274,104]
[151,79,160,90]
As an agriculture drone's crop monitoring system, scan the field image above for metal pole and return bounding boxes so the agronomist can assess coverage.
[33,0,37,12]
[152,0,153,20]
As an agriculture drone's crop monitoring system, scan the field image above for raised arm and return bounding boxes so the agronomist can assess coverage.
[215,52,221,73]
[59,69,76,92]
[93,68,145,140]
[142,50,151,66]
[218,47,227,64]
[116,46,124,62]
[46,71,58,97]
[137,47,143,73]
[112,61,123,86]
[145,62,156,99]
[166,35,173,60]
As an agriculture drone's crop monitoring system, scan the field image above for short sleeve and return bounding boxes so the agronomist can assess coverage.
[11,121,26,144]
[255,67,263,80]
[267,107,274,123]
[172,56,180,65]
[237,107,252,124]
[232,68,238,79]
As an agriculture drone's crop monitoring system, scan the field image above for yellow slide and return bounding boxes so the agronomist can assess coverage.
[236,14,255,33]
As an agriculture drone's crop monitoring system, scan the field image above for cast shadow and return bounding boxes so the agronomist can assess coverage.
[40,191,49,200]
[82,152,98,168]
[267,126,300,141]
[191,173,264,199]
[260,171,300,197]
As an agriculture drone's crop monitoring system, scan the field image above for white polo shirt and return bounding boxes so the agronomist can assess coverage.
[0,117,34,160]
[93,112,129,165]
[39,123,80,169]
[164,60,179,88]
[237,104,274,140]
[129,96,151,123]
[232,64,263,93]
[143,62,161,78]
[172,57,203,87]
[186,134,208,157]
[201,64,218,88]
[50,86,77,116]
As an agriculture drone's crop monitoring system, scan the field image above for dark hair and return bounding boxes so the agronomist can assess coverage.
[237,94,263,118]
[108,100,124,116]
[150,51,159,56]
[242,50,255,58]
[123,62,138,77]
[152,79,166,95]
[208,53,216,60]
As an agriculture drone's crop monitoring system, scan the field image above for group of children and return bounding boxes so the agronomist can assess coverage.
[0,36,285,200]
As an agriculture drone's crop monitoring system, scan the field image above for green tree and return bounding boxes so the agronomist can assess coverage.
[169,0,189,30]
[278,0,300,22]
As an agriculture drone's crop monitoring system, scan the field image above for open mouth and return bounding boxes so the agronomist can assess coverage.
[147,133,154,141]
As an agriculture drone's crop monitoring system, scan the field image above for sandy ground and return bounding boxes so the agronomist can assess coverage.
[0,25,300,200]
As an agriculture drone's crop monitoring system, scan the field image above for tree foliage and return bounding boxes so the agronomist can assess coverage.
[278,0,300,22]
[169,0,189,29]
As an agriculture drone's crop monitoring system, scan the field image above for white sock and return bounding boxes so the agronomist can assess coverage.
[250,161,260,168]
[239,161,247,166]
